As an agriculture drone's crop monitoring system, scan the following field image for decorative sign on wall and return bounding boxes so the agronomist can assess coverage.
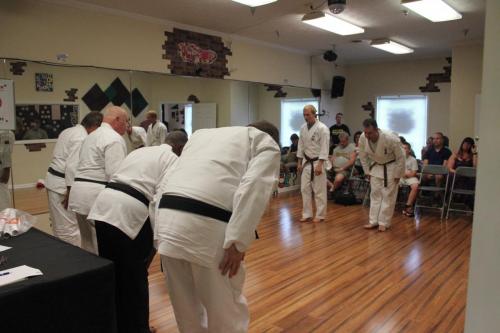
[419,57,452,93]
[9,62,27,76]
[81,78,148,117]
[0,79,16,130]
[162,28,232,79]
[15,104,78,141]
[35,73,54,92]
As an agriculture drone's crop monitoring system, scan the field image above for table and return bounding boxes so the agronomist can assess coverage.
[0,228,116,333]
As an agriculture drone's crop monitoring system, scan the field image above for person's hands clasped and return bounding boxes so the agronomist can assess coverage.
[219,243,245,278]
[314,161,323,176]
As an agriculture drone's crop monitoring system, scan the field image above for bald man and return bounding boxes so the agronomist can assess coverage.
[145,110,168,146]
[297,105,330,222]
[68,106,128,253]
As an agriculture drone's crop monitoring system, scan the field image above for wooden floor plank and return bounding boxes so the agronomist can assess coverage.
[148,192,472,333]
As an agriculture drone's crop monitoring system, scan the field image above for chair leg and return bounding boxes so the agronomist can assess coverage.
[446,192,453,219]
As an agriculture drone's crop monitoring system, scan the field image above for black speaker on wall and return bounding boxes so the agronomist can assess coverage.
[331,76,345,98]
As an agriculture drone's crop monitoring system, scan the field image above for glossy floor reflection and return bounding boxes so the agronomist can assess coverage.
[149,192,472,333]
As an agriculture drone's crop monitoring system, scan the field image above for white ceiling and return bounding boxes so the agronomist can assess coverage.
[68,0,485,64]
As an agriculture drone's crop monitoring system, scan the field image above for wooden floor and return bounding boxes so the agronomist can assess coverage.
[148,192,472,333]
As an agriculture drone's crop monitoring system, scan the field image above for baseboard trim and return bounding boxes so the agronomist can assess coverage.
[9,183,37,190]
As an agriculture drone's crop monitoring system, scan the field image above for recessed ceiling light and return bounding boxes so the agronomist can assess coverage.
[302,11,364,36]
[370,39,414,54]
[402,0,462,22]
[231,0,277,7]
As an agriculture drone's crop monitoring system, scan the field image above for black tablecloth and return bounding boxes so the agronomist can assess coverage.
[0,228,116,333]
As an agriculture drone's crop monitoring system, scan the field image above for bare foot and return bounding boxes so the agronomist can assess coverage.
[300,217,312,223]
[378,225,388,232]
[363,223,378,229]
[313,218,324,223]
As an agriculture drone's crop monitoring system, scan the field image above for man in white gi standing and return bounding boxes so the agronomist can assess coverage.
[145,110,168,146]
[45,111,102,246]
[358,118,405,231]
[68,106,128,253]
[155,121,280,333]
[0,130,15,210]
[297,105,330,222]
[89,131,187,333]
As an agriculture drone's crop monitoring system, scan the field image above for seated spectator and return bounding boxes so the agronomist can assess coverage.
[399,136,416,157]
[400,142,419,217]
[328,132,356,192]
[352,130,364,176]
[448,137,477,173]
[283,133,299,173]
[421,136,433,160]
[422,132,452,187]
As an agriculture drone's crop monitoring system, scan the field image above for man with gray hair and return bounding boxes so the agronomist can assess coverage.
[155,121,280,333]
[89,130,187,333]
[329,131,356,193]
[358,118,405,231]
[297,105,330,222]
[68,106,128,253]
[45,111,103,246]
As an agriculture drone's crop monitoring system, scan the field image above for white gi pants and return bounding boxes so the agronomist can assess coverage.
[76,213,98,254]
[161,254,249,333]
[0,183,11,211]
[47,190,80,246]
[369,176,398,227]
[300,161,327,219]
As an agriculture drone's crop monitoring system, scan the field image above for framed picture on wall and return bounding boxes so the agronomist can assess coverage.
[35,73,54,92]
[15,103,79,142]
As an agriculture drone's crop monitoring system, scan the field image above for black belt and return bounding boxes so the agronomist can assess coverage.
[74,177,108,186]
[106,182,149,207]
[48,167,65,178]
[304,153,319,182]
[159,195,232,222]
[369,159,396,187]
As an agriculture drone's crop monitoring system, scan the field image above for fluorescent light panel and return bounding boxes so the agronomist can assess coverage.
[402,0,462,22]
[302,12,364,36]
[371,40,414,54]
[232,0,277,6]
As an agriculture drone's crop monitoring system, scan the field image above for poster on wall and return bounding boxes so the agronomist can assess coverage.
[35,73,54,92]
[15,104,78,141]
[0,79,16,130]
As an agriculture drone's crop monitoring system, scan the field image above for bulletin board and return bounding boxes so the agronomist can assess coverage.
[0,79,16,130]
[15,104,79,141]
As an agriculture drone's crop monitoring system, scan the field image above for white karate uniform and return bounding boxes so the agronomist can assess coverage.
[0,130,14,211]
[45,124,87,246]
[359,130,405,227]
[297,120,330,220]
[146,121,168,146]
[88,144,178,239]
[125,126,147,153]
[155,126,280,333]
[68,122,127,253]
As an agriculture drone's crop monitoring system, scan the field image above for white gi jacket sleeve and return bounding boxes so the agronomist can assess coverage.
[359,134,370,176]
[318,125,330,161]
[104,141,127,179]
[391,138,406,179]
[223,134,280,252]
[65,137,84,187]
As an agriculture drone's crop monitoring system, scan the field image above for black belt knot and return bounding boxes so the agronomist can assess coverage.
[304,153,319,182]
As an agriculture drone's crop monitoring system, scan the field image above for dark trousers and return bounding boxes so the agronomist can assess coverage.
[95,220,153,333]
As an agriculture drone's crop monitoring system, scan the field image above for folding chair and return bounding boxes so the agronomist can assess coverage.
[415,164,449,220]
[446,167,476,219]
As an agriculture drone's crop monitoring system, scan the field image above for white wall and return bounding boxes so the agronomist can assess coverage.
[0,0,333,88]
[465,0,500,331]
[343,58,452,146]
[449,43,483,150]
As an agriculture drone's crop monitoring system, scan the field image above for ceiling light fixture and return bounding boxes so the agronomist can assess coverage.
[401,0,462,22]
[302,11,364,36]
[231,0,277,7]
[370,39,414,54]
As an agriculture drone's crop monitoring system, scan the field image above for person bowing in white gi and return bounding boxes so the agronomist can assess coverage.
[89,131,187,333]
[45,111,103,246]
[297,104,330,222]
[358,118,405,231]
[0,130,15,210]
[145,110,168,146]
[68,106,128,253]
[125,123,147,153]
[155,121,281,333]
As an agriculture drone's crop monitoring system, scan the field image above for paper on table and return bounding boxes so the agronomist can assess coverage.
[0,265,43,287]
[0,245,12,252]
